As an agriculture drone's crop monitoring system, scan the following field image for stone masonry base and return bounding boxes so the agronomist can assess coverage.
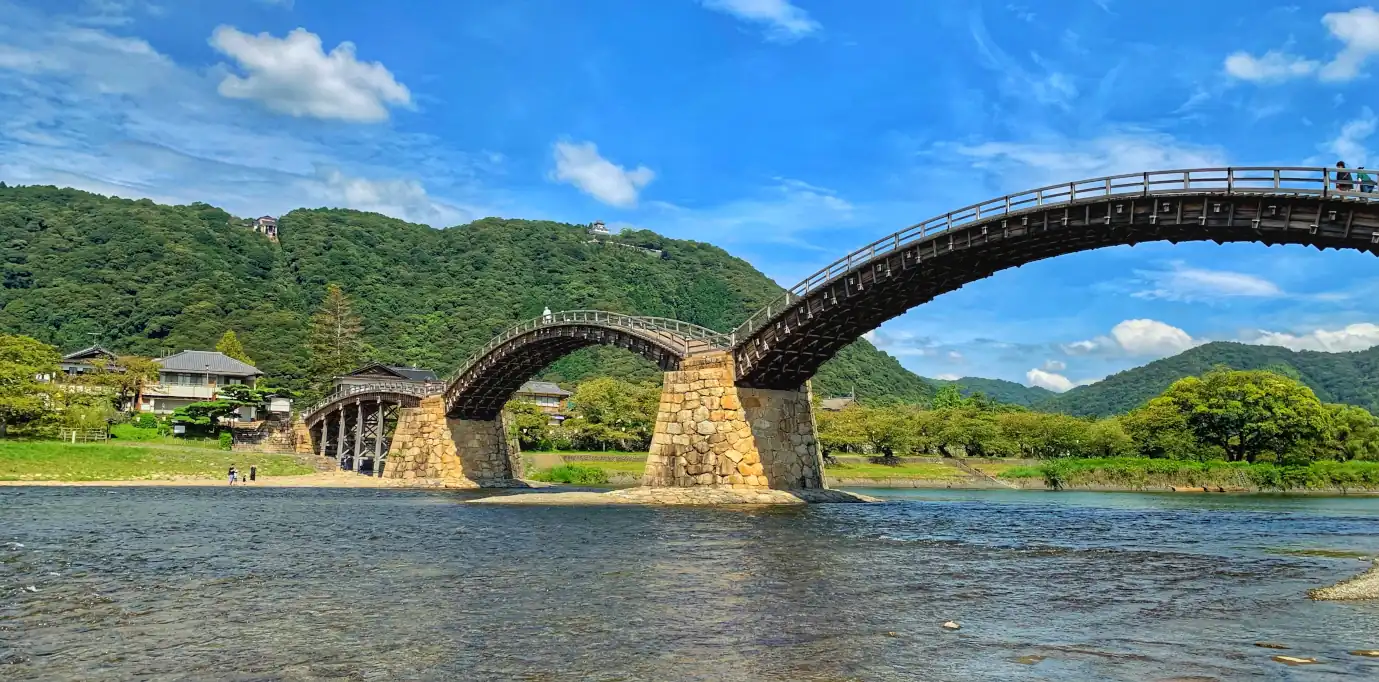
[642,351,826,490]
[381,395,523,487]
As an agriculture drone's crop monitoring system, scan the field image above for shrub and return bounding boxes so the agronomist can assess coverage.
[528,464,609,485]
[218,432,232,451]
[135,413,159,429]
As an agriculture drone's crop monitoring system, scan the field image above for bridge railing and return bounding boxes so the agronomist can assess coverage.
[302,381,445,421]
[446,310,733,384]
[730,166,1378,345]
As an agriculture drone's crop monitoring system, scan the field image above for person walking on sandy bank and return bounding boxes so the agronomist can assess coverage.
[249,465,257,483]
[228,466,237,485]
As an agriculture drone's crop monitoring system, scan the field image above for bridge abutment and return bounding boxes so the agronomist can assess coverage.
[643,352,826,490]
[382,395,523,486]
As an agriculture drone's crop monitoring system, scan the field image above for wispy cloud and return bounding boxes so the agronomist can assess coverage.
[1131,262,1284,302]
[1325,106,1377,165]
[699,0,820,42]
[947,131,1227,190]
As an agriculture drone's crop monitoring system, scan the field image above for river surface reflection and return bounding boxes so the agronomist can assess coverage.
[2,486,1378,680]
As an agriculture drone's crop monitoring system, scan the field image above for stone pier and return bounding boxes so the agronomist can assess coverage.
[380,395,523,487]
[642,351,826,490]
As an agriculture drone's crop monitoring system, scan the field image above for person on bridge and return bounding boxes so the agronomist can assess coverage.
[1337,161,1353,191]
[542,306,552,322]
[1358,167,1375,193]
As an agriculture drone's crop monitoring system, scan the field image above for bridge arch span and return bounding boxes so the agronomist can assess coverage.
[444,311,731,419]
[729,166,1379,389]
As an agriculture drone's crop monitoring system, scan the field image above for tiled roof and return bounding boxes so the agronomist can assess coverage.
[518,380,571,397]
[62,345,117,361]
[345,363,439,381]
[386,366,439,381]
[157,350,261,376]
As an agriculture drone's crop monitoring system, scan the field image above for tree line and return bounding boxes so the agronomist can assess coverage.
[820,369,1379,463]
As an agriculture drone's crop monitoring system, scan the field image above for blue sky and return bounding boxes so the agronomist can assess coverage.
[2,0,1379,391]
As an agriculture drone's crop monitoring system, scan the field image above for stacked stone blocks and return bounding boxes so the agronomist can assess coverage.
[381,395,522,487]
[643,352,826,490]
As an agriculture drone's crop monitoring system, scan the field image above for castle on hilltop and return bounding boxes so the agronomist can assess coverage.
[252,216,278,241]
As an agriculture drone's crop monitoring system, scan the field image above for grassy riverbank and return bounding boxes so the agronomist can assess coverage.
[0,440,315,482]
[525,451,1379,492]
[997,458,1379,491]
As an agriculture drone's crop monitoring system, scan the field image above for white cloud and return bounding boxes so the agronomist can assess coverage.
[551,140,655,208]
[1223,51,1320,81]
[1063,319,1198,357]
[1247,323,1379,352]
[1326,107,1377,166]
[209,26,411,122]
[305,168,472,227]
[953,132,1227,188]
[699,0,820,41]
[1026,368,1075,392]
[1319,7,1379,81]
[1225,7,1379,84]
[1132,262,1283,302]
[1111,319,1196,356]
[1040,359,1066,371]
[934,373,963,381]
[947,350,964,360]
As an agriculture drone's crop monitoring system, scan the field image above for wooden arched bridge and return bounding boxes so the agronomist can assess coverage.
[298,166,1379,487]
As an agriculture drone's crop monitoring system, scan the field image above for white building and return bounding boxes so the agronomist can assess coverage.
[139,350,264,419]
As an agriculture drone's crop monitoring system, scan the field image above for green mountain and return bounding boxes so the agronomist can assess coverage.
[0,184,932,402]
[929,376,1056,407]
[1039,341,1379,416]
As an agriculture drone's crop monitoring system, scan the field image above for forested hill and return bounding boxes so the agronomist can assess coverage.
[1039,341,1379,416]
[930,377,1055,407]
[0,184,932,401]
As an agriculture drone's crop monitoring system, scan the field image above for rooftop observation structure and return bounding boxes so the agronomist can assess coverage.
[298,166,1379,488]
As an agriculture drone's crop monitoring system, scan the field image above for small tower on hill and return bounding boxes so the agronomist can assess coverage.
[253,216,279,241]
[587,220,609,237]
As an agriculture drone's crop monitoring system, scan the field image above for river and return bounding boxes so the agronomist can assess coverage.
[2,486,1377,680]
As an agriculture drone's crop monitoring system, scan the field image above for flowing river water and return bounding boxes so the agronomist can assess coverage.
[2,486,1377,681]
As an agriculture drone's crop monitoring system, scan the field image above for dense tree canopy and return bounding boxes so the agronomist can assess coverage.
[0,333,60,436]
[818,368,1377,465]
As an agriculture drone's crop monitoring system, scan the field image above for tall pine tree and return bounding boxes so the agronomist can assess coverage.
[308,284,365,387]
[215,330,254,365]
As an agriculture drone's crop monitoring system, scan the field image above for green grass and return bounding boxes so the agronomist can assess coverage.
[528,464,611,485]
[108,423,222,449]
[995,457,1379,490]
[0,440,315,481]
[824,461,967,480]
[970,461,1030,477]
[575,459,647,474]
[527,450,648,456]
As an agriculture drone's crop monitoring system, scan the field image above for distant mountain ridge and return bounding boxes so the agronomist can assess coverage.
[927,376,1056,407]
[1037,341,1379,416]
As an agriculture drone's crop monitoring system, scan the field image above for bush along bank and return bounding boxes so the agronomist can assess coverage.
[999,458,1379,492]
